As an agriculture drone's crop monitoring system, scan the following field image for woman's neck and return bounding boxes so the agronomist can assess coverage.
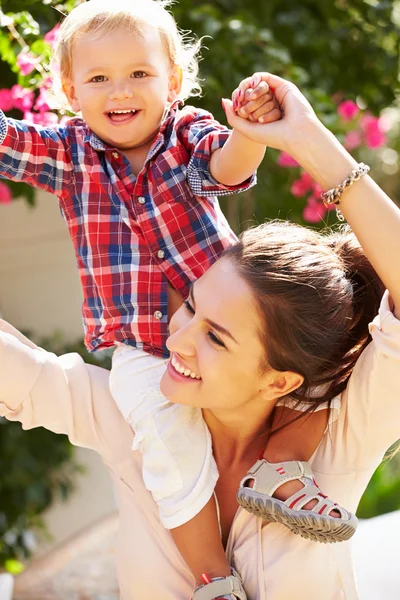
[202,405,274,469]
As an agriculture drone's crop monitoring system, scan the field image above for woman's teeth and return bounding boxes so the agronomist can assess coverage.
[171,355,201,379]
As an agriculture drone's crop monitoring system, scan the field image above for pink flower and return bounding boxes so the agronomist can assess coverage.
[0,181,12,205]
[359,114,379,132]
[337,100,360,121]
[277,152,299,168]
[344,130,362,151]
[303,198,327,223]
[44,24,60,49]
[360,114,387,149]
[16,51,41,76]
[290,172,314,197]
[42,76,53,89]
[0,89,14,112]
[11,85,35,112]
[34,88,52,112]
[311,183,324,199]
[22,111,35,122]
[32,111,59,127]
[365,129,387,149]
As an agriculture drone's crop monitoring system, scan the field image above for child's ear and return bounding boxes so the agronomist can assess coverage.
[167,66,183,102]
[62,79,80,113]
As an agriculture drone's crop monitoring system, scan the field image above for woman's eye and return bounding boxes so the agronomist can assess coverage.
[132,71,147,78]
[183,300,195,314]
[207,331,226,348]
[91,75,106,83]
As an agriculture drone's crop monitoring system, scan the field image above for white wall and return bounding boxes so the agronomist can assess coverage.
[0,191,116,553]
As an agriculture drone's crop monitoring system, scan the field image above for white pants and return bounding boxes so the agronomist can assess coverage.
[109,345,219,529]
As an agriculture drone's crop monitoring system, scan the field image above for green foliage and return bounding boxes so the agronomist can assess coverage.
[358,449,400,518]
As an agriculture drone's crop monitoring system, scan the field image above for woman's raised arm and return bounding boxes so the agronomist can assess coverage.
[223,74,400,317]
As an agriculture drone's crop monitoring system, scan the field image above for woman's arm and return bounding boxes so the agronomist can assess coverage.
[223,73,400,317]
[0,321,130,463]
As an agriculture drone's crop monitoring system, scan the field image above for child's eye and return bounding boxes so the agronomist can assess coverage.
[132,71,147,78]
[90,75,107,83]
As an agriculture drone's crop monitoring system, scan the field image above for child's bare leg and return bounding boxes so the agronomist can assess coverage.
[170,496,231,586]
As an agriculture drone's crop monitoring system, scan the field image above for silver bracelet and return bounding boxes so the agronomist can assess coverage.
[321,162,370,222]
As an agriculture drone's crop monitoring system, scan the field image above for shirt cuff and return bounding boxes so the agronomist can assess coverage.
[187,130,257,198]
[0,110,8,146]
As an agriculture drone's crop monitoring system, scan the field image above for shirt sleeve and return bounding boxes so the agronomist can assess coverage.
[344,290,400,468]
[0,110,74,195]
[176,107,257,197]
[0,327,131,465]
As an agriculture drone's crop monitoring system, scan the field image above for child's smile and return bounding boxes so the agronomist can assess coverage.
[106,109,140,125]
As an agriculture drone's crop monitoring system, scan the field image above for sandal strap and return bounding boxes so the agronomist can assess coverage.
[240,459,313,497]
[240,459,350,520]
[193,569,246,600]
[285,487,348,518]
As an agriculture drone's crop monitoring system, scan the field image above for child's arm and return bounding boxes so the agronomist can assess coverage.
[209,74,281,186]
[0,110,74,195]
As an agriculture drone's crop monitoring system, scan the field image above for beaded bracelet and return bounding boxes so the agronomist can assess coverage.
[321,162,370,221]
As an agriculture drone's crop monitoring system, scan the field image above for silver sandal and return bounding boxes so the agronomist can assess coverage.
[237,459,358,543]
[192,568,247,600]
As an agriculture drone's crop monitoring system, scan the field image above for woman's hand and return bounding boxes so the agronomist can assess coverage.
[223,72,322,157]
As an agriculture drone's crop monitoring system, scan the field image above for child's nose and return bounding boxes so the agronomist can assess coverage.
[109,83,134,100]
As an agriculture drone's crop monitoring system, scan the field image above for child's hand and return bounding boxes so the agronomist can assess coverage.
[232,73,281,124]
[222,72,320,156]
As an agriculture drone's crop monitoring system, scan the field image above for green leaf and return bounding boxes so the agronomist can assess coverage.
[4,559,25,575]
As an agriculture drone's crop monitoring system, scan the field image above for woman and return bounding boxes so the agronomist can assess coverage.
[1,74,399,600]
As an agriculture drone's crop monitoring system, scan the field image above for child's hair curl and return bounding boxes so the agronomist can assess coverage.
[52,0,202,109]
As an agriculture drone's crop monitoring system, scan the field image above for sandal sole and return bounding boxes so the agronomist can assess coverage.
[236,488,357,543]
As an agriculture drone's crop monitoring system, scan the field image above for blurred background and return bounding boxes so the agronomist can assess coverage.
[0,0,399,581]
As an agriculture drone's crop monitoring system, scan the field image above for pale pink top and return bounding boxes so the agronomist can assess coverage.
[1,292,399,600]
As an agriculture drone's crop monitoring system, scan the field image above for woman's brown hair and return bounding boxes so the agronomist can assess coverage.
[224,221,385,410]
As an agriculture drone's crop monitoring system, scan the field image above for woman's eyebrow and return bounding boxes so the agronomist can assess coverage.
[189,285,239,345]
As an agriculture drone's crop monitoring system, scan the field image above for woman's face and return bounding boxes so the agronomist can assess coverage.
[160,258,275,412]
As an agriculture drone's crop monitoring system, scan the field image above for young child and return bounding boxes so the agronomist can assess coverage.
[0,1,357,598]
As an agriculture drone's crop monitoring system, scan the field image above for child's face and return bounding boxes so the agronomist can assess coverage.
[63,24,182,152]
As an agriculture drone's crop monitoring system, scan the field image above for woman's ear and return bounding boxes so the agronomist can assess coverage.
[62,79,81,113]
[167,66,183,102]
[262,370,304,402]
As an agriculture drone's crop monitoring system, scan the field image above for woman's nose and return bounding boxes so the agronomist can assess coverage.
[167,310,196,356]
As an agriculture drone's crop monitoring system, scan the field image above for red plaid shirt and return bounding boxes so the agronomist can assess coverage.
[0,104,255,357]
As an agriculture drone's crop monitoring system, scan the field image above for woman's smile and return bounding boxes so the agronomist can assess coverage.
[167,352,202,382]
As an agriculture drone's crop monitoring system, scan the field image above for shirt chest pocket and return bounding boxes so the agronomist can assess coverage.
[151,148,193,205]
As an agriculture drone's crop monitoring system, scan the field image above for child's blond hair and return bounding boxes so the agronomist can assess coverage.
[53,0,202,104]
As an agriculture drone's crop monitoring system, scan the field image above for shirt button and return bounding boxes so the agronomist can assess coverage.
[157,249,165,259]
[138,196,146,204]
[154,310,163,320]
[112,151,119,159]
